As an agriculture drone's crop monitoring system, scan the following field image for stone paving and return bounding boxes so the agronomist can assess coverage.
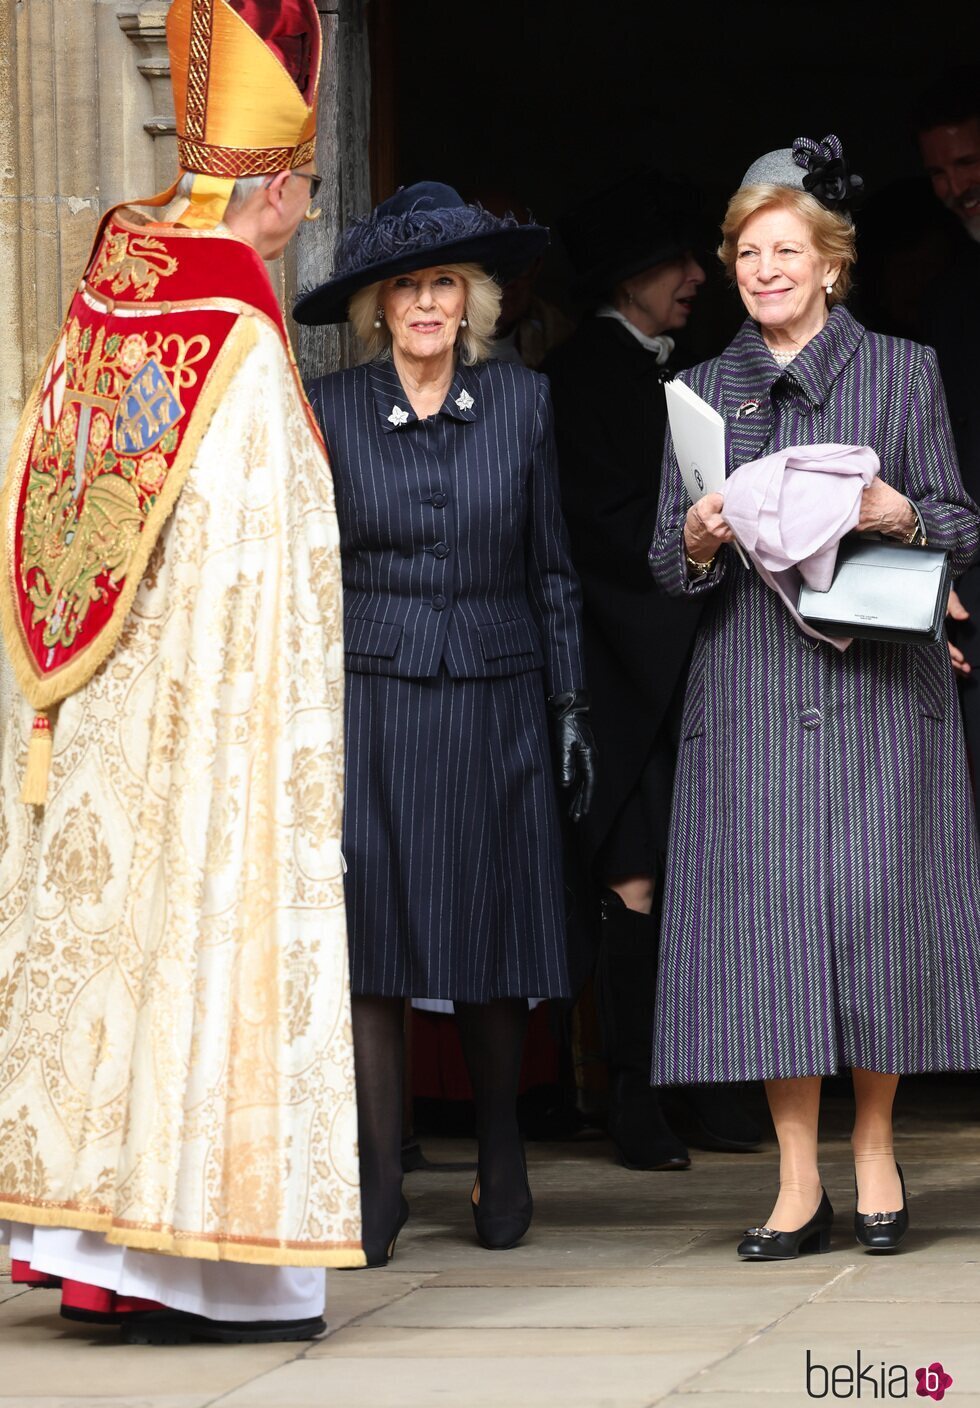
[2,1080,978,1407]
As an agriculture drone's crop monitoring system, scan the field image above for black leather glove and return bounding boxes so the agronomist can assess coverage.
[548,689,597,823]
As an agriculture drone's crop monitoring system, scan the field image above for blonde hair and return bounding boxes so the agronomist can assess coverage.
[348,263,502,364]
[718,185,856,305]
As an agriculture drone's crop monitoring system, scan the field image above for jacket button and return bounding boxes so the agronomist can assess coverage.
[800,707,822,729]
[430,492,448,508]
[433,541,450,558]
[432,594,447,610]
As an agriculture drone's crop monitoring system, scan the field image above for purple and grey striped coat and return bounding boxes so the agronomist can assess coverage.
[650,306,980,1083]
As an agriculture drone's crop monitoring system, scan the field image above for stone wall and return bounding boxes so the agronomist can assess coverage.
[0,1,177,461]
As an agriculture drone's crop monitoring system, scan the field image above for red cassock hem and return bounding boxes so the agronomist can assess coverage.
[11,1260,162,1315]
[11,1258,60,1288]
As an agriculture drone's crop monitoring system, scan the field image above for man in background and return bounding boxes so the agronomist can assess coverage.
[917,66,980,807]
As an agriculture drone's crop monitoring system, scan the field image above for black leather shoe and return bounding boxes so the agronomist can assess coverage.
[358,1195,410,1268]
[594,895,691,1170]
[675,1084,764,1153]
[609,1072,691,1170]
[855,1163,909,1252]
[472,1157,533,1250]
[737,1189,834,1260]
[122,1310,326,1344]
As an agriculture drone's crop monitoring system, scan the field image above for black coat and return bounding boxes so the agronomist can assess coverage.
[543,316,702,866]
[923,236,980,807]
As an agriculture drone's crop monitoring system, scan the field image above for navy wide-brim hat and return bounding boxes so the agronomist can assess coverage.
[292,181,550,326]
[558,169,713,299]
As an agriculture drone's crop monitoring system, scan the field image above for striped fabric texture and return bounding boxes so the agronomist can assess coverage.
[649,307,980,1083]
[308,358,585,1000]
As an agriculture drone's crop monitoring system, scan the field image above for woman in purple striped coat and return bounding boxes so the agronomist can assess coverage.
[650,135,980,1260]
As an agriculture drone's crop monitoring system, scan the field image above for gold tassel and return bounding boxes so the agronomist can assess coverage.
[22,712,53,806]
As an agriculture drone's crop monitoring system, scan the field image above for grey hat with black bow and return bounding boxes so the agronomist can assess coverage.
[741,134,864,217]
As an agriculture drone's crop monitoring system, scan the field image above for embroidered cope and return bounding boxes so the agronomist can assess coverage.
[0,247,362,1267]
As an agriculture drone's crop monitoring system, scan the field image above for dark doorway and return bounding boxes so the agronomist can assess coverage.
[374,0,980,352]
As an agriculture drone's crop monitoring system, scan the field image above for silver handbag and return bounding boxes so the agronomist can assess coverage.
[797,538,952,646]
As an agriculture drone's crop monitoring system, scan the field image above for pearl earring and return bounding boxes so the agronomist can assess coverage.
[825,284,834,295]
[460,317,468,328]
[373,308,384,328]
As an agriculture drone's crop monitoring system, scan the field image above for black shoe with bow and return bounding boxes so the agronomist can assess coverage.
[855,1163,909,1252]
[737,1189,835,1260]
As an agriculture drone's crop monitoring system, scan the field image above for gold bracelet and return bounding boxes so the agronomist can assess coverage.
[686,553,716,577]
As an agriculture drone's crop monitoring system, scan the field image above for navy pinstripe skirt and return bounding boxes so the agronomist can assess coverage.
[343,668,571,1001]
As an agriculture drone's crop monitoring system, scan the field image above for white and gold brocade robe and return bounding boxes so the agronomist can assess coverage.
[0,319,363,1267]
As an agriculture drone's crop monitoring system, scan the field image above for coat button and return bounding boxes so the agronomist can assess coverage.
[433,541,450,558]
[432,594,447,610]
[430,492,448,508]
[800,707,823,729]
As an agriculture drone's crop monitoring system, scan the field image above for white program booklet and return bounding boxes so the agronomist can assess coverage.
[663,379,749,567]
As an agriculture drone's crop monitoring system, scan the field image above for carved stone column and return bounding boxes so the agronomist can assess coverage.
[0,0,177,465]
[116,2,178,191]
[0,0,27,461]
[288,0,372,384]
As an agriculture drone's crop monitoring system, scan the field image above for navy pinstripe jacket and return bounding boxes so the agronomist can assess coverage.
[308,358,586,694]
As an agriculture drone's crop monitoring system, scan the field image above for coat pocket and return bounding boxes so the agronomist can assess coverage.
[345,616,403,659]
[478,619,542,665]
[915,648,947,720]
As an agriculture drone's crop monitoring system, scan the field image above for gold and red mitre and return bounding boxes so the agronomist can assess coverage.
[168,0,322,229]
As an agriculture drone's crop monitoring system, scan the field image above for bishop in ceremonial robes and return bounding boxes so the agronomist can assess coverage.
[0,0,363,1345]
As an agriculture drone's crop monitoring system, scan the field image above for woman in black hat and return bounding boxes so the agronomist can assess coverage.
[294,183,596,1264]
[543,172,761,1172]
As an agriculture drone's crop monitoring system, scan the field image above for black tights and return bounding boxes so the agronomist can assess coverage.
[351,996,405,1262]
[351,995,529,1254]
[455,999,529,1207]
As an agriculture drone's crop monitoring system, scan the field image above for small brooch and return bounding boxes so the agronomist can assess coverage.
[735,400,760,419]
[387,405,410,426]
[455,390,475,412]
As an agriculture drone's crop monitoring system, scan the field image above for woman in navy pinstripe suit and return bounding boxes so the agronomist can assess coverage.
[295,184,595,1264]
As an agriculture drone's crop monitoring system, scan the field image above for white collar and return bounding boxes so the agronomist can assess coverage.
[597,306,675,365]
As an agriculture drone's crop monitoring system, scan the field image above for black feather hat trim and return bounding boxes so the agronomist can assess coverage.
[792,135,865,213]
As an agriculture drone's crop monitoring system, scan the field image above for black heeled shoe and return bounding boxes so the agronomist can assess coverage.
[471,1156,533,1250]
[673,1084,763,1153]
[855,1163,909,1253]
[737,1189,834,1260]
[358,1195,409,1268]
[608,1072,691,1170]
